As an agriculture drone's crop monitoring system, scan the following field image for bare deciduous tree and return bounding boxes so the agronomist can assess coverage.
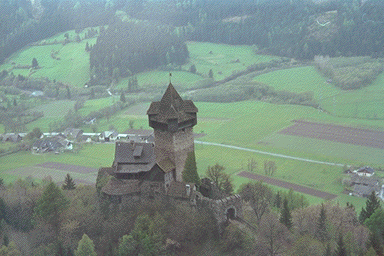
[239,182,273,223]
[264,160,277,176]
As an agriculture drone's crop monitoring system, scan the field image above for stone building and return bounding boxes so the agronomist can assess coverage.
[97,83,242,226]
[147,83,198,182]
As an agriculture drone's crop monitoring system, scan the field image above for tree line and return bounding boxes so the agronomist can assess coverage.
[89,18,189,85]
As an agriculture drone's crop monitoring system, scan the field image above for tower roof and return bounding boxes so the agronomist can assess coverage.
[147,83,198,124]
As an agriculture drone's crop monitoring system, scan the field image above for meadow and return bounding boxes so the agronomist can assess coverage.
[183,41,277,81]
[26,100,76,131]
[254,65,384,120]
[0,28,99,87]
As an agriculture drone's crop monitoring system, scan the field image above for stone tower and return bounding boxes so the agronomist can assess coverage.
[147,83,198,182]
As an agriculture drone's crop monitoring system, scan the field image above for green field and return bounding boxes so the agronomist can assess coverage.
[254,66,384,120]
[253,66,340,100]
[320,73,384,119]
[0,28,99,87]
[26,100,75,131]
[0,143,114,184]
[184,41,277,81]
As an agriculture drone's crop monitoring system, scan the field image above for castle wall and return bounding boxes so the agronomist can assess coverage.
[196,193,243,226]
[154,127,194,182]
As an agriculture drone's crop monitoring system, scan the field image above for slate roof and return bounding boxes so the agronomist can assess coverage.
[350,174,379,187]
[102,179,141,195]
[147,83,198,124]
[357,166,375,174]
[166,181,195,199]
[114,142,155,165]
[2,133,22,143]
[353,184,379,197]
[115,163,156,174]
[32,139,63,152]
[101,130,119,138]
[98,167,115,176]
[63,128,83,139]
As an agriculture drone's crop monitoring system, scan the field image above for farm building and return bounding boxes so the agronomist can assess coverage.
[97,83,242,226]
[354,166,375,177]
[63,128,83,141]
[32,137,72,153]
[1,133,22,143]
[99,130,119,142]
[349,174,381,198]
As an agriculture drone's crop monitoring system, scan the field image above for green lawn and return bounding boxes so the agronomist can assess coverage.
[261,133,384,167]
[320,73,384,119]
[184,41,277,81]
[78,97,116,116]
[26,100,75,131]
[0,28,99,87]
[0,143,115,184]
[253,66,340,100]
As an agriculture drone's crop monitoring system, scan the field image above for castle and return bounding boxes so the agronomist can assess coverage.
[97,83,242,225]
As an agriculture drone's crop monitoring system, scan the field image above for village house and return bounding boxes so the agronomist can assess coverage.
[354,166,375,177]
[1,133,22,143]
[99,130,119,142]
[349,174,381,198]
[124,129,154,143]
[32,136,72,153]
[63,128,83,142]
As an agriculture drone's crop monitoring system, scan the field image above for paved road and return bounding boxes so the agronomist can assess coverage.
[238,171,337,199]
[194,140,346,167]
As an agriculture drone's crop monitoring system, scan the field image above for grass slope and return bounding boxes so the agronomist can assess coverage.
[26,100,75,131]
[184,41,277,81]
[0,28,99,87]
[253,66,340,100]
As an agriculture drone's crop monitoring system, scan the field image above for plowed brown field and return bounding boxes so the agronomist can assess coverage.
[280,120,384,149]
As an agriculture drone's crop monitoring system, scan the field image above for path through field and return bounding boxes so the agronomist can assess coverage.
[237,171,337,199]
[194,140,345,167]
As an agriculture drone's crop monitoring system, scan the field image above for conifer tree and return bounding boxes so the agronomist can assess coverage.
[275,191,281,208]
[335,233,346,256]
[85,42,90,52]
[34,182,69,233]
[62,173,76,190]
[32,58,39,68]
[75,234,96,256]
[367,231,383,256]
[118,235,137,256]
[90,88,95,99]
[324,243,332,256]
[316,203,328,242]
[182,151,200,186]
[66,86,71,99]
[359,191,381,223]
[120,92,126,103]
[189,64,197,74]
[208,69,214,79]
[279,198,292,229]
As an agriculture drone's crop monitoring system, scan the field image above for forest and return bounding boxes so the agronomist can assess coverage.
[0,170,383,256]
[1,0,384,85]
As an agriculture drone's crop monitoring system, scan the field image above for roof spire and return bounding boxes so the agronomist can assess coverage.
[169,72,172,84]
